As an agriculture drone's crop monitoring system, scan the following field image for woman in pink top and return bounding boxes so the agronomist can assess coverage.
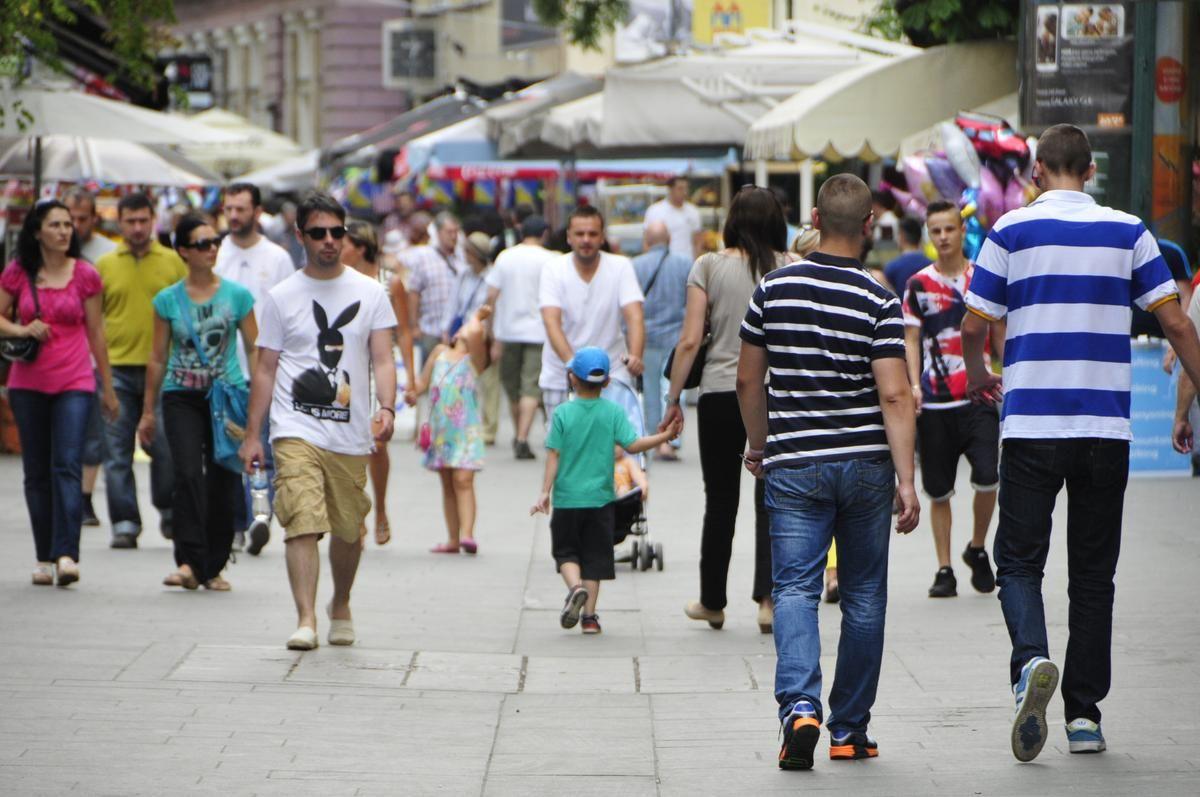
[0,199,118,587]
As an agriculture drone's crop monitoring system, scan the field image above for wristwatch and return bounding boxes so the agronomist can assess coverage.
[665,394,681,407]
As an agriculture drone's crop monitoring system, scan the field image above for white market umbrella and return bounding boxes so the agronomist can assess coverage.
[0,83,244,192]
[181,109,305,178]
[0,135,221,186]
[233,150,320,194]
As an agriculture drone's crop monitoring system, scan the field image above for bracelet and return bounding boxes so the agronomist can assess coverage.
[378,406,396,416]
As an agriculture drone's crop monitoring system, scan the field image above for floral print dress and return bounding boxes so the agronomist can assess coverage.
[423,352,485,471]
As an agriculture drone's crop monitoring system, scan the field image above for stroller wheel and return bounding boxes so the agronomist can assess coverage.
[640,542,653,571]
[630,540,640,571]
[654,542,664,571]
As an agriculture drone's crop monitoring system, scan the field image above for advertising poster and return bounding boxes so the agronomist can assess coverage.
[1024,1,1135,127]
[693,0,772,45]
[1150,1,1189,240]
[1129,340,1192,476]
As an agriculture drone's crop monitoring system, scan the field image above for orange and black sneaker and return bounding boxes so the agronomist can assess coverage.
[778,701,820,770]
[829,730,878,760]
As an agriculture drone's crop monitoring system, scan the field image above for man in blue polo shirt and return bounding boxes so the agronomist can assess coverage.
[961,124,1200,763]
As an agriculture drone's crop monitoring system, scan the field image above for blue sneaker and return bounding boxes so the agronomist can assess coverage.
[829,730,878,760]
[1066,718,1106,754]
[1011,656,1059,762]
[778,701,820,771]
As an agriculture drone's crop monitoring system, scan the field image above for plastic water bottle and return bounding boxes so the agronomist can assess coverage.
[250,464,270,523]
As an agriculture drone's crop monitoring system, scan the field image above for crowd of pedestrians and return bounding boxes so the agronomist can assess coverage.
[4,124,1199,773]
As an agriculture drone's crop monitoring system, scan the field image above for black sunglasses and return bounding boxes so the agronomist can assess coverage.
[182,237,221,251]
[303,225,347,241]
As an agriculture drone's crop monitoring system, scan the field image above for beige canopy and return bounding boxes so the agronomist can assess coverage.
[744,40,1018,162]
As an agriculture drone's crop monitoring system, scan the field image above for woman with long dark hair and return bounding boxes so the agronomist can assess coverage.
[138,214,257,591]
[663,186,789,633]
[343,219,416,546]
[0,199,119,586]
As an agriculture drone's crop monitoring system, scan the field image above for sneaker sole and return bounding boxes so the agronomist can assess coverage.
[830,743,878,760]
[1012,660,1059,762]
[1068,739,1106,754]
[560,589,588,629]
[247,522,270,556]
[779,718,820,770]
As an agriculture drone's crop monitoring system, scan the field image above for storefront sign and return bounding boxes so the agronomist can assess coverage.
[693,0,771,45]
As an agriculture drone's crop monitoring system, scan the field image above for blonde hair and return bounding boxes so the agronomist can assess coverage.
[791,227,820,258]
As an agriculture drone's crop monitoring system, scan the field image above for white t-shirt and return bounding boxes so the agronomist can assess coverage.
[80,234,116,265]
[644,199,701,260]
[538,251,644,391]
[486,243,554,343]
[216,236,296,378]
[257,268,397,456]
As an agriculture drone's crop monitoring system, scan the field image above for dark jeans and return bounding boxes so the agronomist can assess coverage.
[162,391,240,582]
[994,438,1129,725]
[766,457,895,730]
[104,365,174,537]
[8,389,93,562]
[82,371,107,467]
[696,391,772,609]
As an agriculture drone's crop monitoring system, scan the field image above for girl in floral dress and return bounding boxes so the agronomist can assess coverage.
[415,305,491,554]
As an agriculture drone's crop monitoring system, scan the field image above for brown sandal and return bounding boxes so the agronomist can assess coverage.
[163,569,199,590]
[203,576,232,591]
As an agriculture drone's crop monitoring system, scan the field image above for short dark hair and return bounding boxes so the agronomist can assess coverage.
[296,191,345,230]
[567,204,604,230]
[225,182,262,208]
[872,189,898,212]
[62,187,98,214]
[173,213,212,250]
[17,199,80,280]
[924,200,960,223]
[816,174,872,239]
[898,215,924,245]
[1037,124,1092,178]
[117,192,153,217]
[666,176,688,189]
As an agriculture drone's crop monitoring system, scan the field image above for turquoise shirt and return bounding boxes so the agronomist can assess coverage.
[152,279,254,392]
[546,397,638,509]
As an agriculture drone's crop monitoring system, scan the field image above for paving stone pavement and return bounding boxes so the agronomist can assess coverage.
[1,408,1198,796]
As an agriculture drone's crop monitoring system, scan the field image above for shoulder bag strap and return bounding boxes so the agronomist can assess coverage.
[641,249,670,298]
[173,282,213,373]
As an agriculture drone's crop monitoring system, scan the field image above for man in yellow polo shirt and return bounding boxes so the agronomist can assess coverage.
[96,193,187,549]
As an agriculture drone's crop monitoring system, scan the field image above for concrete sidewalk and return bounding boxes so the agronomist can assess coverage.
[1,410,1198,795]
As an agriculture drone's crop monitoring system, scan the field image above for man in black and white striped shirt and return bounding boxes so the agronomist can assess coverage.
[737,173,919,771]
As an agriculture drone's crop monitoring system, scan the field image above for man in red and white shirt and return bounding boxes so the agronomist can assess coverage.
[902,200,1005,600]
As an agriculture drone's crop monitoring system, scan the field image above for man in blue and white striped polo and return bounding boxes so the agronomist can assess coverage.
[738,174,920,771]
[961,124,1200,763]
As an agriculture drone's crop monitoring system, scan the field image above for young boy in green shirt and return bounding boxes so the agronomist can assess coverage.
[531,347,681,634]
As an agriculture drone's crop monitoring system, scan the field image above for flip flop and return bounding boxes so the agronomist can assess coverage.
[460,539,478,555]
[429,542,460,554]
[375,518,392,546]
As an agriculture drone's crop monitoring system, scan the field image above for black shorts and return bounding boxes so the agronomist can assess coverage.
[550,504,616,581]
[916,403,1000,501]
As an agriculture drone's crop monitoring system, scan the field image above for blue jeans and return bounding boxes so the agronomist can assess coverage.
[104,366,174,537]
[766,457,895,733]
[8,389,94,562]
[994,438,1128,724]
[641,346,680,449]
[82,371,107,467]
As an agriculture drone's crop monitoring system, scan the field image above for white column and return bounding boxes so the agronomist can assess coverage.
[799,158,814,223]
[754,159,768,188]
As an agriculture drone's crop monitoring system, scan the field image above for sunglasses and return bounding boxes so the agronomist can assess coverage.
[182,237,221,251]
[303,225,347,241]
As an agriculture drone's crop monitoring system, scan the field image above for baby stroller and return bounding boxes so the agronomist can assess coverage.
[613,487,663,571]
[604,378,664,573]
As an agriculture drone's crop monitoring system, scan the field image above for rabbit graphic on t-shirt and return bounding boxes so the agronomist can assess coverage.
[292,300,360,409]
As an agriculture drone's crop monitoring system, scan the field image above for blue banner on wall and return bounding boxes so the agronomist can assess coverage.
[1129,340,1191,476]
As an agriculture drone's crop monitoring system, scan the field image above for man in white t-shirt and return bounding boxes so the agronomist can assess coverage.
[539,206,645,426]
[240,193,397,652]
[486,215,553,459]
[215,182,297,555]
[643,176,702,261]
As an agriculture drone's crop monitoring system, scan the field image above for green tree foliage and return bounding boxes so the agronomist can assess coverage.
[532,0,629,51]
[0,0,177,90]
[869,0,1018,46]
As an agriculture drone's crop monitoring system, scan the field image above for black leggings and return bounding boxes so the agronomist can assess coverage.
[696,391,772,610]
[162,391,240,582]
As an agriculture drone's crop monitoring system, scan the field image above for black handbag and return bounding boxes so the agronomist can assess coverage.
[0,279,41,364]
[664,322,711,390]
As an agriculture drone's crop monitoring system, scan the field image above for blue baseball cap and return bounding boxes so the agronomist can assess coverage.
[567,347,610,384]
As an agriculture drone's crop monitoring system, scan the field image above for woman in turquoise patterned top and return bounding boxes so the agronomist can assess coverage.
[415,305,491,555]
[137,215,258,591]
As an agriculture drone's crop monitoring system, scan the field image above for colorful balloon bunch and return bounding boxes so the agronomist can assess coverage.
[883,113,1040,260]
